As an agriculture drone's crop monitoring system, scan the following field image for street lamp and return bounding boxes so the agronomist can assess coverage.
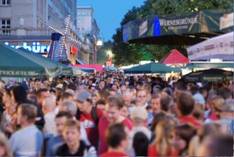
[105,49,113,67]
[96,40,103,46]
[106,49,113,58]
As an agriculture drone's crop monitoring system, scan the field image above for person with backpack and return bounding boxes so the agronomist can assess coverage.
[75,90,103,150]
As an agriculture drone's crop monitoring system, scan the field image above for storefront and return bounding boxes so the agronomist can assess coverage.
[1,36,51,55]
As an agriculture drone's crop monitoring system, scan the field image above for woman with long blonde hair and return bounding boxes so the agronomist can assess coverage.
[148,118,178,157]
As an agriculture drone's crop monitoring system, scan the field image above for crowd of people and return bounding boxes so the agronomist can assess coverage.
[0,72,233,157]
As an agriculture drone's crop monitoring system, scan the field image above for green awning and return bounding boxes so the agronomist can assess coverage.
[19,48,73,76]
[0,44,46,77]
[124,62,181,74]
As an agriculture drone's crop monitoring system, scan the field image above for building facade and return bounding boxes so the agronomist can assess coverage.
[0,0,77,53]
[77,6,100,63]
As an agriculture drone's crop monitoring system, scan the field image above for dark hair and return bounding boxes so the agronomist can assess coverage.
[198,123,221,142]
[0,89,4,107]
[96,99,106,106]
[107,123,127,148]
[36,88,48,97]
[175,124,196,153]
[67,83,77,91]
[56,111,73,119]
[190,84,198,95]
[160,94,172,112]
[151,94,160,100]
[20,104,37,122]
[61,92,73,100]
[217,87,232,99]
[204,135,233,156]
[162,87,173,96]
[133,132,150,156]
[49,88,56,94]
[107,96,124,109]
[13,85,27,104]
[150,112,167,132]
[64,119,80,132]
[176,92,195,116]
[174,80,187,91]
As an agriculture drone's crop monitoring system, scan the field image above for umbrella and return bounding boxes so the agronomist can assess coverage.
[124,62,181,74]
[0,44,46,77]
[182,69,234,82]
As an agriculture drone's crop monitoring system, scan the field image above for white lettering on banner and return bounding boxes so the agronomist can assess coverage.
[187,32,234,61]
[139,20,148,36]
[168,25,188,30]
[0,70,38,76]
[160,16,199,27]
[4,42,50,53]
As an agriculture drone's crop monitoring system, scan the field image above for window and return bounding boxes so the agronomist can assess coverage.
[1,19,11,35]
[1,0,10,5]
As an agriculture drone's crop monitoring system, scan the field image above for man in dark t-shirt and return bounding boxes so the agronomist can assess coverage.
[56,119,96,157]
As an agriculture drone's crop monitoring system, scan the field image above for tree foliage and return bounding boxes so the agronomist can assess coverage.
[112,0,234,66]
[97,41,112,64]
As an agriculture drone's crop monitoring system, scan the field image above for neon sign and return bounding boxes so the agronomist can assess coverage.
[4,42,50,53]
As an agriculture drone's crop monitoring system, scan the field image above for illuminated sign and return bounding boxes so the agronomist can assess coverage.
[4,42,50,53]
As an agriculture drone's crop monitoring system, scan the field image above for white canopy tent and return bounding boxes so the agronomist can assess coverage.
[187,31,234,61]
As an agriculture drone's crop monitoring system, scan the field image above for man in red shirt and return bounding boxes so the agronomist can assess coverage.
[101,123,128,157]
[176,91,201,128]
[75,90,103,149]
[98,96,133,155]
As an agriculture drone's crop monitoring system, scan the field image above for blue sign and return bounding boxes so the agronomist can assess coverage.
[153,16,161,37]
[123,26,129,42]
